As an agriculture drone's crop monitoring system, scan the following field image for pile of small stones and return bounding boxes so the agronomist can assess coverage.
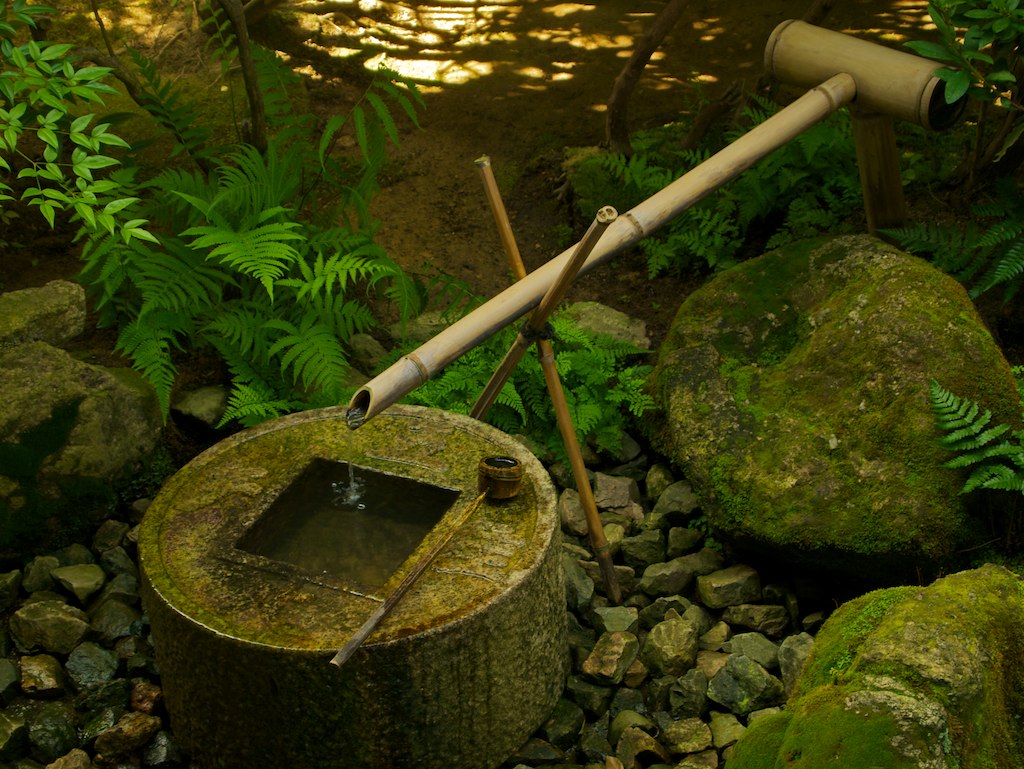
[0,436,826,769]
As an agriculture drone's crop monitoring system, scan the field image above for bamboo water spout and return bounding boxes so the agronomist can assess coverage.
[345,72,858,427]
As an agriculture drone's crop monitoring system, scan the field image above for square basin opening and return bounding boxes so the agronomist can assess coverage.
[236,458,460,591]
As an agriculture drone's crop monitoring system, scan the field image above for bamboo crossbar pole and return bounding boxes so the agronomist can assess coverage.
[346,73,857,427]
[469,206,617,421]
[474,159,623,603]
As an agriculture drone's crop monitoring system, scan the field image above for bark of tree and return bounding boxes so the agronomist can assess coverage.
[214,0,268,154]
[605,0,689,156]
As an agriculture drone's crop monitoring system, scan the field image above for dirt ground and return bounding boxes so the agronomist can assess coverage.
[2,0,934,350]
[281,0,934,345]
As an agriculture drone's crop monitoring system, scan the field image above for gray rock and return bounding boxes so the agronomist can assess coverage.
[666,527,703,558]
[98,547,138,580]
[652,235,1018,577]
[19,654,65,698]
[54,544,94,567]
[663,716,713,755]
[609,709,655,747]
[644,464,674,504]
[388,310,448,344]
[27,701,79,763]
[682,603,714,637]
[93,711,161,762]
[51,564,106,604]
[0,280,85,348]
[0,568,21,611]
[726,632,779,671]
[707,655,785,715]
[582,631,639,685]
[564,301,650,350]
[593,472,641,511]
[699,621,732,651]
[675,749,719,768]
[45,748,93,769]
[0,711,28,761]
[670,669,709,718]
[10,601,89,654]
[564,555,595,609]
[540,698,585,752]
[558,489,589,538]
[652,481,699,520]
[641,616,700,677]
[579,561,637,597]
[616,725,671,767]
[695,564,761,608]
[87,598,143,644]
[709,710,746,748]
[578,722,613,764]
[619,529,665,571]
[591,605,639,635]
[721,604,789,637]
[66,642,119,691]
[92,520,130,554]
[638,596,690,630]
[22,557,59,593]
[142,729,185,769]
[565,675,614,718]
[94,573,139,608]
[348,333,388,376]
[638,548,723,597]
[170,385,227,427]
[778,632,815,694]
[0,658,19,702]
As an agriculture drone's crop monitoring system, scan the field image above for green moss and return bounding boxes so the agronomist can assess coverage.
[728,711,790,769]
[796,586,918,694]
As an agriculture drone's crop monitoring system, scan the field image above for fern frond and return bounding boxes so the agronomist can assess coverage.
[219,382,296,428]
[930,379,1024,496]
[115,310,188,417]
[265,315,349,395]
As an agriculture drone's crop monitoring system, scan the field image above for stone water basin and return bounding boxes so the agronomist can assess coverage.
[138,405,566,769]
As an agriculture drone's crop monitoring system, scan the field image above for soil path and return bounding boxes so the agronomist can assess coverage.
[316,0,933,342]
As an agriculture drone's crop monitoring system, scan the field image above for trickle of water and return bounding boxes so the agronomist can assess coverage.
[345,406,366,430]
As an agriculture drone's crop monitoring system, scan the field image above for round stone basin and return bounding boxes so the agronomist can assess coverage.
[138,405,565,769]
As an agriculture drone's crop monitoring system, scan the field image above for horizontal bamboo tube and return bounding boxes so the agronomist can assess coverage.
[764,20,965,130]
[347,73,857,426]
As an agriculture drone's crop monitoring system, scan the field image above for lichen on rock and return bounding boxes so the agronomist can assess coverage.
[650,235,1020,577]
[728,564,1024,768]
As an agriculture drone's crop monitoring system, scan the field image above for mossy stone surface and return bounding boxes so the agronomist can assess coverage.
[729,564,1024,768]
[651,235,1019,577]
[139,405,565,769]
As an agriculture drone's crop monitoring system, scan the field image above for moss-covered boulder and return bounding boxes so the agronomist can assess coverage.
[728,564,1024,768]
[651,235,1019,578]
[0,341,163,554]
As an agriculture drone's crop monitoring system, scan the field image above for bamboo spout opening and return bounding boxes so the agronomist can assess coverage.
[765,20,967,129]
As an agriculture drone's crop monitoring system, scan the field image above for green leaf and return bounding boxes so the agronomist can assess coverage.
[905,40,958,63]
[36,126,58,148]
[941,68,973,103]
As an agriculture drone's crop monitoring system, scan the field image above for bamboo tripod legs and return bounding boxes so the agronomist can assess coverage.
[472,156,623,605]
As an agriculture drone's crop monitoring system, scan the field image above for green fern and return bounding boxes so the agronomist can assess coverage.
[930,379,1024,494]
[884,178,1024,301]
[397,314,653,465]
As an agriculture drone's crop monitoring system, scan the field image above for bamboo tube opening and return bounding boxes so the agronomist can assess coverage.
[764,19,967,130]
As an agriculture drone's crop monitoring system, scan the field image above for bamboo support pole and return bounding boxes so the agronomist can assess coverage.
[472,156,622,603]
[850,111,908,233]
[346,73,857,427]
[469,206,617,421]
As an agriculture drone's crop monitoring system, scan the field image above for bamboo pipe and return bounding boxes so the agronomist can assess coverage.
[469,206,616,420]
[473,156,622,603]
[764,20,966,130]
[346,73,857,428]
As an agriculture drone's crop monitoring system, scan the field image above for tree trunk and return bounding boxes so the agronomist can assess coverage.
[214,0,268,153]
[605,0,689,156]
